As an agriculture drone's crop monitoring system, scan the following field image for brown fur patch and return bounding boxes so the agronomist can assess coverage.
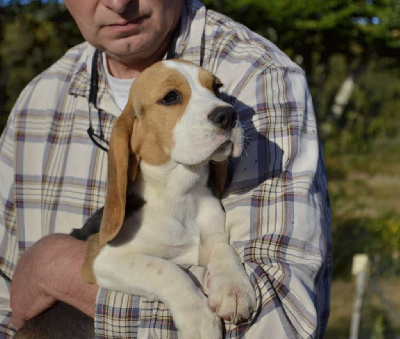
[98,112,139,245]
[82,233,103,284]
[198,67,223,95]
[209,161,228,199]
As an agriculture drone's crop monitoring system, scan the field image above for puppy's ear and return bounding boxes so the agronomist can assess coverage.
[99,105,140,245]
[210,161,228,200]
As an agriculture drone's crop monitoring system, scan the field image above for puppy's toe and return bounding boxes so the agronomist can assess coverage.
[207,273,256,324]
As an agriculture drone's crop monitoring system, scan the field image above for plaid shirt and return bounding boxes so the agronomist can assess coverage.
[0,0,332,337]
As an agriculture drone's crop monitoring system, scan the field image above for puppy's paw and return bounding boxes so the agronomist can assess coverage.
[206,265,256,324]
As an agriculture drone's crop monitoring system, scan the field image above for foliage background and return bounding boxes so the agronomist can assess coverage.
[1,0,399,337]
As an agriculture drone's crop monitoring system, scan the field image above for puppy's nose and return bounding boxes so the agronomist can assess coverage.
[208,106,237,131]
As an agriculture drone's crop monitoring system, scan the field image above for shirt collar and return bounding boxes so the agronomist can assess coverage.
[175,0,206,65]
[69,43,110,104]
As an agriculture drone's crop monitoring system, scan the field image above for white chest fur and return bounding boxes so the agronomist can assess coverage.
[108,160,217,267]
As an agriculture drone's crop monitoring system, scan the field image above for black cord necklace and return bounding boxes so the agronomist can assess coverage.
[87,49,109,153]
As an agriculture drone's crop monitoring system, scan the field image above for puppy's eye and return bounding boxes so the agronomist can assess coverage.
[159,90,181,105]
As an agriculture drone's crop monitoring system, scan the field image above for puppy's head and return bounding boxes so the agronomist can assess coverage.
[99,60,243,244]
[127,59,243,165]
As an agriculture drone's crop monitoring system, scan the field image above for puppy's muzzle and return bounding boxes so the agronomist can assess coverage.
[208,107,238,131]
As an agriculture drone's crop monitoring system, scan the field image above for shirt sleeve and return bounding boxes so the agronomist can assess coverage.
[221,66,332,338]
[94,288,179,338]
[0,112,19,337]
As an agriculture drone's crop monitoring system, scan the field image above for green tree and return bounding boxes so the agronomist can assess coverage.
[0,1,82,130]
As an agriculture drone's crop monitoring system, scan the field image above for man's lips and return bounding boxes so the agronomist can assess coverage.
[104,15,149,34]
[107,16,148,27]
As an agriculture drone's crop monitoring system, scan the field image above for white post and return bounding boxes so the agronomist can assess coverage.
[331,76,355,120]
[349,254,370,339]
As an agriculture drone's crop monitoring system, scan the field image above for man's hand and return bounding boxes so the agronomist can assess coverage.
[10,233,98,330]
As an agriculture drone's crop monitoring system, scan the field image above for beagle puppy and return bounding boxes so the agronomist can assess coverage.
[16,60,256,338]
[83,60,256,338]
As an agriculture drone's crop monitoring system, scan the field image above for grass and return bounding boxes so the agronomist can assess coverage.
[326,279,400,338]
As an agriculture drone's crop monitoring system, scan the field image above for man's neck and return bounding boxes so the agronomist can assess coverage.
[106,44,168,79]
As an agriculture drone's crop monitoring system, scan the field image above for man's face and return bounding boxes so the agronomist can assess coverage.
[64,0,182,63]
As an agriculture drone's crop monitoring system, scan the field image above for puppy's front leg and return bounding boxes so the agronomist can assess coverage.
[198,197,256,324]
[93,246,222,339]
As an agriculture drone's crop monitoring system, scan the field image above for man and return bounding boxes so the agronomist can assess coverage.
[0,0,332,337]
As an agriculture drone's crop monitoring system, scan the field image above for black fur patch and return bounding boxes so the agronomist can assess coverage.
[71,192,145,241]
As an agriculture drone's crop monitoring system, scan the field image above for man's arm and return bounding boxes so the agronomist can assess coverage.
[0,82,99,334]
[0,113,19,336]
[10,234,98,330]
